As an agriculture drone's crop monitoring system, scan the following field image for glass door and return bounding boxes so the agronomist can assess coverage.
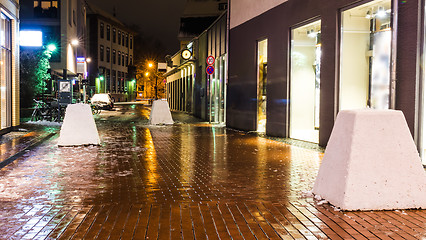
[420,1,426,165]
[290,20,321,143]
[257,39,268,132]
[0,13,11,130]
[209,55,227,123]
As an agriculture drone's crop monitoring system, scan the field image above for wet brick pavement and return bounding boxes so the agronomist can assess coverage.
[0,104,424,239]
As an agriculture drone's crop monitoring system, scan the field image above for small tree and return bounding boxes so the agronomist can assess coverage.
[20,48,53,108]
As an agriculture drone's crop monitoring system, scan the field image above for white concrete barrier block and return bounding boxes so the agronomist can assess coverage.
[58,104,100,146]
[149,100,174,125]
[313,109,426,210]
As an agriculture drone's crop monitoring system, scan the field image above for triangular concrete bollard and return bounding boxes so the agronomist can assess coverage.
[313,109,426,211]
[149,100,174,125]
[58,104,100,146]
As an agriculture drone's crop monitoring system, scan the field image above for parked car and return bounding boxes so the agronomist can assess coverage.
[90,93,114,110]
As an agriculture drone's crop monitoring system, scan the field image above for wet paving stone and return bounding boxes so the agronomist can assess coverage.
[0,104,424,239]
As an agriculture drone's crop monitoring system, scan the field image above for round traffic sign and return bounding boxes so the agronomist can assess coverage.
[206,65,215,75]
[206,56,215,65]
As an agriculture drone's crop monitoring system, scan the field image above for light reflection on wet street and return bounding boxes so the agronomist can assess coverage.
[0,104,424,239]
[0,104,322,205]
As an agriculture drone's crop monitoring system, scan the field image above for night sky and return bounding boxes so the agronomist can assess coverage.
[86,0,187,53]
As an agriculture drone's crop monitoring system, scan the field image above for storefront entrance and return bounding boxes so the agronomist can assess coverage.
[209,55,226,123]
[289,20,321,143]
[420,2,426,165]
[257,39,268,132]
[339,0,392,110]
[0,13,12,130]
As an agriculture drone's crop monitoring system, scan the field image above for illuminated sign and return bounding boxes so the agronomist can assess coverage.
[77,57,86,63]
[20,31,42,46]
[181,49,192,60]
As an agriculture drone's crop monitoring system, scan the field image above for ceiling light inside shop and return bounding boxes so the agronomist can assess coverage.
[365,10,372,19]
[376,6,386,18]
[308,29,317,38]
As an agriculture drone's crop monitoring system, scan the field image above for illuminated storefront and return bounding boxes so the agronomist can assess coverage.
[210,54,227,123]
[0,3,19,133]
[227,0,408,147]
[290,20,321,143]
[165,12,227,124]
[257,39,267,132]
[340,0,392,110]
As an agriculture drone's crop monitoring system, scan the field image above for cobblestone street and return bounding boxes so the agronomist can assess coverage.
[0,104,424,239]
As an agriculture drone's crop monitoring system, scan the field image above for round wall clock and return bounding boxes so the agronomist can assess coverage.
[181,49,192,60]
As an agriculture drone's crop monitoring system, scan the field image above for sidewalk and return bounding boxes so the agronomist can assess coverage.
[0,105,424,239]
[0,122,58,169]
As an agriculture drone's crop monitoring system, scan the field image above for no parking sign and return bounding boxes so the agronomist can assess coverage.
[206,65,215,75]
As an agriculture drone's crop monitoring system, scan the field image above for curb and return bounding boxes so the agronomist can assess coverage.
[0,132,56,169]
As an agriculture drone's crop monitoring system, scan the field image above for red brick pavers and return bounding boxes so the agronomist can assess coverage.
[0,104,424,239]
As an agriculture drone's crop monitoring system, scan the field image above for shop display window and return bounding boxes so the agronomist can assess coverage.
[421,1,426,165]
[0,13,11,129]
[210,56,226,123]
[290,20,321,143]
[340,0,392,110]
[257,39,268,132]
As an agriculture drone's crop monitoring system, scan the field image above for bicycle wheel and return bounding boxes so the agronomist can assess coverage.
[95,106,101,114]
[91,105,101,115]
[31,109,42,121]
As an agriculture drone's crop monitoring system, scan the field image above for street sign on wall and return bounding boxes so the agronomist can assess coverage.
[207,56,215,66]
[206,65,215,75]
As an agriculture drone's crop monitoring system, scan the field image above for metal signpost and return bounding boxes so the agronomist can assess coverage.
[58,79,73,104]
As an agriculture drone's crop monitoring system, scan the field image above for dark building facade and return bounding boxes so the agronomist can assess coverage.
[166,12,227,123]
[227,0,425,163]
[86,4,135,102]
[178,0,228,49]
[20,0,88,86]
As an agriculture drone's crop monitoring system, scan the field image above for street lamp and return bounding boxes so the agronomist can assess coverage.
[71,39,79,46]
[47,43,57,52]
[70,39,80,100]
[83,57,92,103]
[146,61,159,99]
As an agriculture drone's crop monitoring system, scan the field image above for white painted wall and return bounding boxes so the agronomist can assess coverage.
[230,0,287,29]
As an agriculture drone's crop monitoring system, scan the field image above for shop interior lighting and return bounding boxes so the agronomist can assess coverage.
[365,10,372,19]
[308,29,318,38]
[376,6,386,18]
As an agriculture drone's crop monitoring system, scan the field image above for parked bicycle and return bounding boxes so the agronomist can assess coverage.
[30,99,67,122]
[91,102,102,115]
[31,99,51,121]
[50,100,67,122]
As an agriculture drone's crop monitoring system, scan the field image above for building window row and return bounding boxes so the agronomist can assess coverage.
[33,0,58,18]
[99,45,132,67]
[99,22,133,48]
